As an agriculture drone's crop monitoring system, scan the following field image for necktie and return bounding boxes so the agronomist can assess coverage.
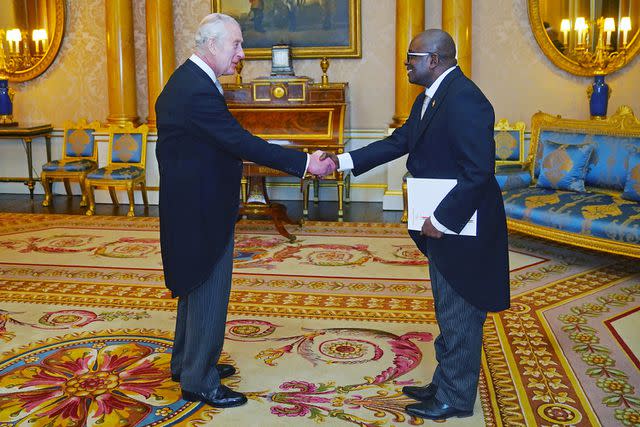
[214,80,224,95]
[420,95,430,119]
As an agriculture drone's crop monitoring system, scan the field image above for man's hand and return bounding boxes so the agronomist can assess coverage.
[421,217,444,239]
[307,150,337,177]
[319,151,340,170]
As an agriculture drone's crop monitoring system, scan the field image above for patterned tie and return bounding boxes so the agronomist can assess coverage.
[214,80,224,95]
[420,95,430,119]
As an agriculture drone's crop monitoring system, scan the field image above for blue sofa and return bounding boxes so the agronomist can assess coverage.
[501,106,640,258]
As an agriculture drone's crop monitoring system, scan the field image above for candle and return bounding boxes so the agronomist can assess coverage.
[603,18,615,46]
[575,17,586,45]
[620,17,631,46]
[560,19,571,45]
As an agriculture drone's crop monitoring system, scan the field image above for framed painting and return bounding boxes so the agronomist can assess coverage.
[211,0,361,59]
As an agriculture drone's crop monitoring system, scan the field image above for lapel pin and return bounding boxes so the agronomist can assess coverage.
[432,99,436,107]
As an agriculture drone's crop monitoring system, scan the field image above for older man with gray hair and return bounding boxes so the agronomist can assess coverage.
[155,13,333,409]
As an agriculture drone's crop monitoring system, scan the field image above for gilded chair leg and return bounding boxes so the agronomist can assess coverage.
[41,172,52,207]
[301,179,310,217]
[108,187,120,206]
[241,177,248,202]
[401,182,408,223]
[313,179,320,204]
[140,181,148,206]
[79,175,88,207]
[126,183,135,217]
[63,178,72,196]
[337,180,344,219]
[85,181,95,216]
[344,173,351,204]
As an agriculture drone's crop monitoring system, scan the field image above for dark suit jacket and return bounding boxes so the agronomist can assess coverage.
[350,67,510,312]
[155,60,307,297]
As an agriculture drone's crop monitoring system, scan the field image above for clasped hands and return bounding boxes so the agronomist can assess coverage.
[306,150,340,178]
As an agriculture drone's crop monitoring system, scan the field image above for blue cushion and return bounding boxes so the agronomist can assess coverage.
[42,159,97,172]
[535,131,640,190]
[496,168,532,190]
[536,140,594,192]
[622,153,640,202]
[502,187,640,244]
[87,166,144,180]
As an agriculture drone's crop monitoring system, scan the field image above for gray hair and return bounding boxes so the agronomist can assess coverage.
[195,13,238,52]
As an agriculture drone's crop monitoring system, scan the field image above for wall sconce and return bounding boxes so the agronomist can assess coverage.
[32,29,48,55]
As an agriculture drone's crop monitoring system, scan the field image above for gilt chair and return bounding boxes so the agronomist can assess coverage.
[85,123,149,217]
[41,119,101,207]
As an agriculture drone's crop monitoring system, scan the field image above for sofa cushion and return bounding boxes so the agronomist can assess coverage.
[535,131,640,191]
[496,167,532,190]
[622,152,640,202]
[536,140,594,192]
[502,187,640,244]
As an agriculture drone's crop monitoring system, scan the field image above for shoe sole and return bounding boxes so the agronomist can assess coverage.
[183,396,248,408]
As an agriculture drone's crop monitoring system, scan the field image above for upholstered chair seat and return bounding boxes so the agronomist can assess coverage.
[87,165,145,180]
[42,159,97,172]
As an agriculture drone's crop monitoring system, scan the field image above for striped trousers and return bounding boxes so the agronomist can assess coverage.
[171,235,235,393]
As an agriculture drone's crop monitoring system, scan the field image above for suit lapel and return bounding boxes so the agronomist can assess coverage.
[415,67,463,141]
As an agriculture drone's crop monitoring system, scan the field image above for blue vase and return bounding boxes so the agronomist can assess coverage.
[0,79,13,117]
[589,75,609,118]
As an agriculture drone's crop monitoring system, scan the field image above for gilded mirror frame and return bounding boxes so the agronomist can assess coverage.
[528,0,640,76]
[0,0,66,82]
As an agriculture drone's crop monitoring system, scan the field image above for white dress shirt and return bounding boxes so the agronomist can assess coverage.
[337,66,459,233]
[189,54,311,173]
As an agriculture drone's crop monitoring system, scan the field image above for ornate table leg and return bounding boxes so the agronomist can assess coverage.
[23,137,35,199]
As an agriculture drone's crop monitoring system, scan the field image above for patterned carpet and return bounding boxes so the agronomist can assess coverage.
[0,213,638,426]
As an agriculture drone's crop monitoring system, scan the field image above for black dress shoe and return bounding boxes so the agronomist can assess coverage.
[402,383,438,401]
[182,384,247,408]
[171,364,236,382]
[406,396,473,420]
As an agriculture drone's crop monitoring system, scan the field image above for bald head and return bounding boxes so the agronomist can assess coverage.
[414,29,457,66]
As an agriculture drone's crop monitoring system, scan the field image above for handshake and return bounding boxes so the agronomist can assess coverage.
[307,150,340,178]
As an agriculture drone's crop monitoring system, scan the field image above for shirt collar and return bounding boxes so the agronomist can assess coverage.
[189,54,220,86]
[424,65,457,99]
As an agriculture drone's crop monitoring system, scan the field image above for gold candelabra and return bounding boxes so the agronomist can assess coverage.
[0,28,48,74]
[558,16,631,75]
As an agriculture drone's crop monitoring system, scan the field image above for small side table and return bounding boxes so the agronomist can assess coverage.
[0,124,53,198]
[240,161,299,242]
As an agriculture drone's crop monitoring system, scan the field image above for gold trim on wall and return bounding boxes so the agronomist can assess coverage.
[211,0,361,59]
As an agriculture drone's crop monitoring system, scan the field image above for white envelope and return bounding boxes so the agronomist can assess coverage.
[407,177,477,236]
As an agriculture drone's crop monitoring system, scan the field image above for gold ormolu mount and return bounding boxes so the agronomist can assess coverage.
[320,57,330,86]
[235,59,244,85]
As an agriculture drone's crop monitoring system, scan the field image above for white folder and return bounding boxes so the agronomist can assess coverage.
[407,178,477,236]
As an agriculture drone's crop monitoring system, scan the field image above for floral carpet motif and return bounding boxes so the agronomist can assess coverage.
[0,213,638,426]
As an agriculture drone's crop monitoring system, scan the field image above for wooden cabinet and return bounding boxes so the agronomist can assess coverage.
[224,76,347,220]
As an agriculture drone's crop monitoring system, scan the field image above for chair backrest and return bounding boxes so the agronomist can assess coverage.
[494,119,526,167]
[107,122,149,168]
[61,119,102,161]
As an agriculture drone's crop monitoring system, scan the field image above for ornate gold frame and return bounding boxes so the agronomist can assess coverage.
[516,105,640,259]
[0,0,66,82]
[211,0,361,59]
[527,0,640,76]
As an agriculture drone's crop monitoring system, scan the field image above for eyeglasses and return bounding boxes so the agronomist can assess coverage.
[406,51,436,62]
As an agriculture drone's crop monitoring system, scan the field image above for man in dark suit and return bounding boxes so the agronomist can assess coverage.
[155,13,333,409]
[322,29,510,420]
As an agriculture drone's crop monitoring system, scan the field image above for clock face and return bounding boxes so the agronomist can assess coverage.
[272,48,290,68]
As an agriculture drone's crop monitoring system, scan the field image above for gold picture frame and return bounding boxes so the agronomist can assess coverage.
[211,0,361,59]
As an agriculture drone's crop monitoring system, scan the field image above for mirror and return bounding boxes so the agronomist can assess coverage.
[0,0,65,82]
[529,0,640,76]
